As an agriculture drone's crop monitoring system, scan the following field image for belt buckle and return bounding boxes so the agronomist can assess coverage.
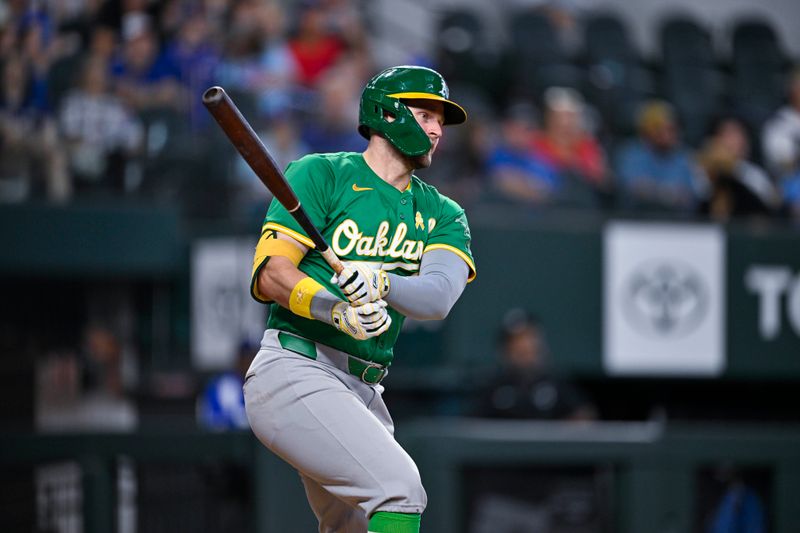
[360,363,386,385]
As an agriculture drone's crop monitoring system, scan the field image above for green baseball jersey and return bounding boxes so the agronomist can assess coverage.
[252,152,476,366]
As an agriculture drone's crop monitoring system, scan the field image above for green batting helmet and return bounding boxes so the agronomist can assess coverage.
[358,65,467,157]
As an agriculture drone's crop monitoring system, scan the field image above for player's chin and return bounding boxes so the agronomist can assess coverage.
[410,152,433,169]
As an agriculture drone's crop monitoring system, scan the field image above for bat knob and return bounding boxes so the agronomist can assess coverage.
[202,86,225,106]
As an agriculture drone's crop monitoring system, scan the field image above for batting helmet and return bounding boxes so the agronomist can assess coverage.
[358,65,467,157]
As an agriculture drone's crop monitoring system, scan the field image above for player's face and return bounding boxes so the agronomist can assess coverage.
[404,99,445,169]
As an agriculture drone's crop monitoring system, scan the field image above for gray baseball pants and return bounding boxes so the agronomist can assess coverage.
[243,329,427,532]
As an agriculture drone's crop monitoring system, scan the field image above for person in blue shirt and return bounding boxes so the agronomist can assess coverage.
[615,100,707,212]
[486,101,562,205]
[110,13,183,114]
[779,170,800,220]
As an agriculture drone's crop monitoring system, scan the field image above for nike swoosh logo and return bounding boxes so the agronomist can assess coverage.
[352,184,373,192]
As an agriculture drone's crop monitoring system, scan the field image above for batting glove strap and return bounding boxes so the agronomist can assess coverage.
[332,264,390,306]
[331,300,391,340]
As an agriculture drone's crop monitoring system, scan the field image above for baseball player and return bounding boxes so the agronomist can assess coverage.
[243,65,476,533]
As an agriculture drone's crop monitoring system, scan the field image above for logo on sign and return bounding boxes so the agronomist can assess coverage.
[622,260,708,338]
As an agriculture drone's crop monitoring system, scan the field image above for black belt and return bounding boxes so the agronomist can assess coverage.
[277,331,388,385]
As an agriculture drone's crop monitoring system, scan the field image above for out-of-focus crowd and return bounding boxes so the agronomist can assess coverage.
[0,0,371,213]
[1,0,799,223]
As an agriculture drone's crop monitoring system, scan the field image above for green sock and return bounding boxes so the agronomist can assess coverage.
[367,511,421,533]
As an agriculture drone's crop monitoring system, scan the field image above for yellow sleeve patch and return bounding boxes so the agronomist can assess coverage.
[250,230,306,303]
[289,277,324,319]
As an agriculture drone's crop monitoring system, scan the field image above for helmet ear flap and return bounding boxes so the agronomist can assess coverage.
[358,88,432,157]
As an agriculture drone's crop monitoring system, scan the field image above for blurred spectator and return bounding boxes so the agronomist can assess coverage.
[761,67,800,177]
[299,56,368,153]
[286,0,347,88]
[706,466,767,533]
[159,0,192,43]
[37,324,137,432]
[475,309,596,421]
[615,100,707,212]
[163,7,220,129]
[537,0,585,54]
[0,55,69,202]
[87,24,119,64]
[232,112,308,219]
[46,24,118,112]
[110,12,183,113]
[59,57,144,195]
[778,168,800,220]
[698,115,781,220]
[197,340,255,431]
[320,0,367,49]
[530,87,609,204]
[216,0,298,119]
[486,101,562,205]
[15,2,56,75]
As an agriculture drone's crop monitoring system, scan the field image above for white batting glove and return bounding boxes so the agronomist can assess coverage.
[331,263,390,306]
[331,300,391,340]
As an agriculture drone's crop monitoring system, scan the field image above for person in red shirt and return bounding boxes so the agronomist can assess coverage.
[530,87,608,187]
[287,0,346,87]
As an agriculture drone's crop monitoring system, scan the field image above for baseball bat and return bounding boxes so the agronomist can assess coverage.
[202,86,344,275]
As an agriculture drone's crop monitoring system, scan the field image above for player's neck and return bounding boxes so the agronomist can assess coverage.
[363,142,413,192]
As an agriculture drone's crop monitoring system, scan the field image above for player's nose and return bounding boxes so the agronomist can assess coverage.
[427,121,442,139]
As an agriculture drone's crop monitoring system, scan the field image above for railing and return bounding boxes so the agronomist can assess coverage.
[3,422,799,533]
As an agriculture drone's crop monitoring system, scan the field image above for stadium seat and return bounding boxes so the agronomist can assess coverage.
[436,9,508,109]
[505,9,583,103]
[660,15,715,66]
[730,18,787,133]
[581,11,652,136]
[508,9,565,65]
[658,15,725,146]
[583,12,635,64]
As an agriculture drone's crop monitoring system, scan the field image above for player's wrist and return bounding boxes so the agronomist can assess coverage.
[309,287,341,325]
[376,269,390,298]
[289,277,326,320]
[383,271,399,298]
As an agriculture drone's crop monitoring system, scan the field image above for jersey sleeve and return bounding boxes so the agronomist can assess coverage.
[261,154,334,248]
[250,154,334,303]
[424,196,476,282]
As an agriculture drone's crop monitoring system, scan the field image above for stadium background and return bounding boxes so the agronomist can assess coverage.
[1,0,800,531]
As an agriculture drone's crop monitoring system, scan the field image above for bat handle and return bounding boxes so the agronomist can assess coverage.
[319,247,345,275]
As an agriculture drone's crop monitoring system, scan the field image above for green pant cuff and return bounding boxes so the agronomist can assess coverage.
[368,511,421,533]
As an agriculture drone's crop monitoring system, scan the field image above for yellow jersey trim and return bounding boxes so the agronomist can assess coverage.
[262,222,316,249]
[423,243,477,282]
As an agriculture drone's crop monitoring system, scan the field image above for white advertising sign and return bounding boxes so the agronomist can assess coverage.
[191,238,266,370]
[604,222,726,376]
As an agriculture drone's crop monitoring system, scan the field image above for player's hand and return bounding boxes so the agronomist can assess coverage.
[331,263,390,305]
[331,300,391,340]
